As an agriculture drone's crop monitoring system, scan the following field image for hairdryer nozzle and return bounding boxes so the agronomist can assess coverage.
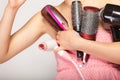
[100,4,120,25]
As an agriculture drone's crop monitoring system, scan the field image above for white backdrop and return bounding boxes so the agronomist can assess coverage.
[0,0,64,80]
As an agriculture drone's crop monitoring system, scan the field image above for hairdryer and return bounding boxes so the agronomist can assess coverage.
[110,25,120,42]
[41,5,69,31]
[99,4,120,42]
[100,4,120,25]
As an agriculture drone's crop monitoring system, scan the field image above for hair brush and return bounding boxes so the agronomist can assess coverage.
[41,5,69,31]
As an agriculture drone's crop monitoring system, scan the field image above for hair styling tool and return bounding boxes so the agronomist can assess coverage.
[80,6,99,65]
[81,6,99,40]
[99,4,120,42]
[72,1,84,58]
[72,1,82,32]
[41,5,69,31]
[100,4,120,25]
[38,39,85,80]
[110,25,120,42]
[38,39,57,51]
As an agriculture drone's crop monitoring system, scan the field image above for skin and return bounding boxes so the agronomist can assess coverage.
[56,0,120,64]
[0,0,56,63]
[0,0,120,64]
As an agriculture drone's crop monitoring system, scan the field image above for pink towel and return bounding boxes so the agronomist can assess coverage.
[39,28,120,80]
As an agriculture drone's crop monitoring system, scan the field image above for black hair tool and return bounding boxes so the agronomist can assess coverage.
[100,4,120,25]
[110,25,120,42]
[99,4,120,42]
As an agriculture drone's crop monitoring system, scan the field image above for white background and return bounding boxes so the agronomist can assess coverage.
[0,0,64,80]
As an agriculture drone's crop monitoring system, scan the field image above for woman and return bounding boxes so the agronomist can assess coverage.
[56,0,120,64]
[55,0,120,80]
[0,0,120,79]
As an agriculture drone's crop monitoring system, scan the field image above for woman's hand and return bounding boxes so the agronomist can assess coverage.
[56,28,82,50]
[8,0,26,9]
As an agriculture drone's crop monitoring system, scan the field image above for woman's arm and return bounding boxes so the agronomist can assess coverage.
[56,29,120,64]
[0,0,26,62]
[0,0,57,63]
[77,38,120,65]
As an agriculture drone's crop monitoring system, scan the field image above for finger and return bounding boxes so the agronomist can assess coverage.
[56,34,59,40]
[62,22,69,30]
[65,27,69,31]
[57,31,62,34]
[69,27,74,30]
[56,31,62,39]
